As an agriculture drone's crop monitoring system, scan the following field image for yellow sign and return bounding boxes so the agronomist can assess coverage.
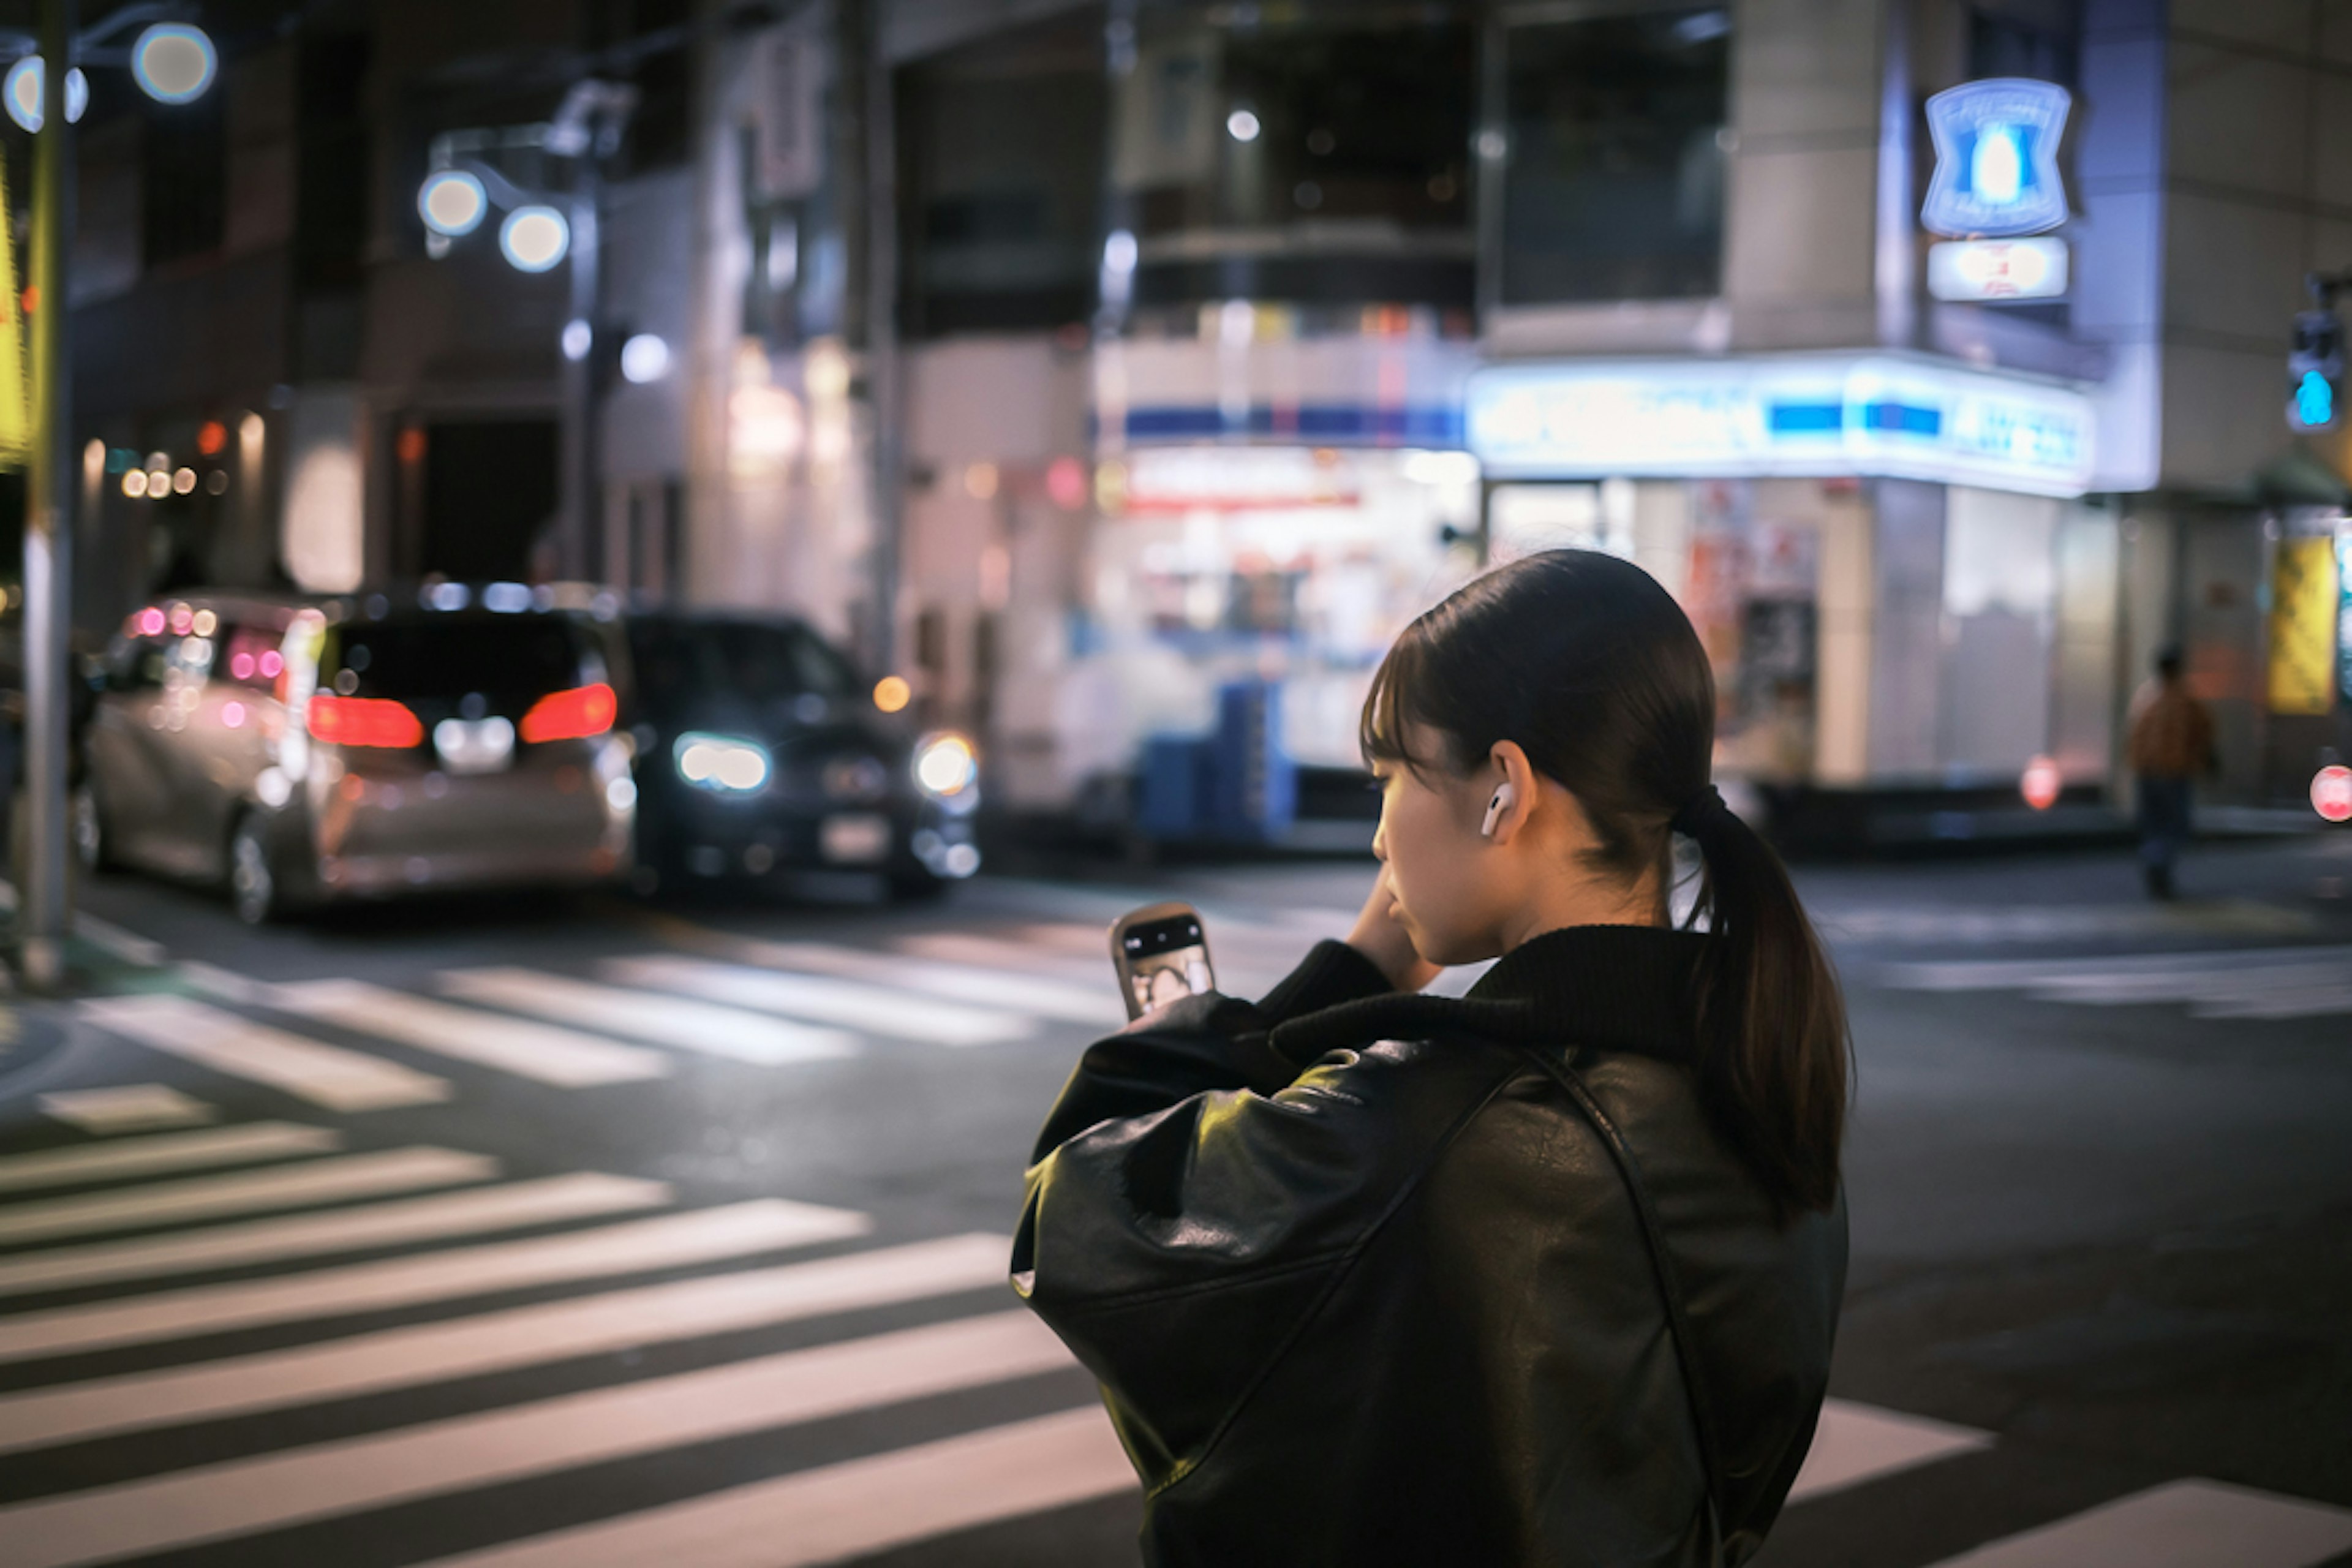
[2267,535,2339,715]
[0,154,28,469]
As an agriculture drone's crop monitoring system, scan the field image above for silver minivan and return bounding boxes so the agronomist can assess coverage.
[79,587,636,921]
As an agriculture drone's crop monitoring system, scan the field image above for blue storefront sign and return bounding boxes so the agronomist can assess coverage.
[1921,78,2071,239]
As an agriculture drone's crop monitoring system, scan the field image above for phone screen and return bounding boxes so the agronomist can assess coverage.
[1120,913,1215,1016]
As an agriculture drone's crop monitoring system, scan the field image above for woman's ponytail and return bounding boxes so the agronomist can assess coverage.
[1679,793,1849,1218]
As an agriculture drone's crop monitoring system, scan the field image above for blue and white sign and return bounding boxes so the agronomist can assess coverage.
[1921,78,2070,239]
[1465,353,2095,497]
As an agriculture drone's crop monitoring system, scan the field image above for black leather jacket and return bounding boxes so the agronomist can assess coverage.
[1014,925,1846,1567]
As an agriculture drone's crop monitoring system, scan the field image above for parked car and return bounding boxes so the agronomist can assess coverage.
[78,586,635,922]
[618,610,980,899]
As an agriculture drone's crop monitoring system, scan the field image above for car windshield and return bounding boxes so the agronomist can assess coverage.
[630,621,860,711]
[331,618,589,703]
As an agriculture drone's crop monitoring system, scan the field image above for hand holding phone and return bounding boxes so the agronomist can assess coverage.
[1109,902,1216,1020]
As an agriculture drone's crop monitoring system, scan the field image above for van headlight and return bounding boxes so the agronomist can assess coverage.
[674,733,771,794]
[913,731,979,801]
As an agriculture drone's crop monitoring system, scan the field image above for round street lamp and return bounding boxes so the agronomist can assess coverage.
[417,170,488,237]
[2,58,85,132]
[129,23,217,104]
[498,205,570,273]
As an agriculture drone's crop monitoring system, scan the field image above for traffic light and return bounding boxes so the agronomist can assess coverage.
[2288,309,2343,432]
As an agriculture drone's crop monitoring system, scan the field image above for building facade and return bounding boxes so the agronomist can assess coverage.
[43,0,2352,842]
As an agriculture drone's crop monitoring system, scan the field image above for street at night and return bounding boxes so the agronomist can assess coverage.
[0,837,2346,1566]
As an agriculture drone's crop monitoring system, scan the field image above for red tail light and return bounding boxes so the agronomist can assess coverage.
[307,695,425,749]
[520,682,616,744]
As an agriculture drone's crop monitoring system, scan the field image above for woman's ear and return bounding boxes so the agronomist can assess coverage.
[1482,741,1540,845]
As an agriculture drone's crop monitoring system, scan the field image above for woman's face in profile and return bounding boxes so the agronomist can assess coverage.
[1369,726,1506,968]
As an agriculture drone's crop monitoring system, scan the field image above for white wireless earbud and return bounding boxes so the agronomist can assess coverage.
[1480,783,1515,838]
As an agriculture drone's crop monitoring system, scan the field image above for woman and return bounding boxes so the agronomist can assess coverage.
[1013,551,1850,1566]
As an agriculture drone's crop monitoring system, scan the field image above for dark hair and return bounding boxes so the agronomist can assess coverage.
[1361,550,1847,1216]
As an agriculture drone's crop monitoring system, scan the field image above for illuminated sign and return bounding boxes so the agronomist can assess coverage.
[1927,237,2069,302]
[1464,353,2095,497]
[1921,78,2070,239]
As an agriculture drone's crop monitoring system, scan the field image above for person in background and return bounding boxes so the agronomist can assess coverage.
[2125,644,2215,900]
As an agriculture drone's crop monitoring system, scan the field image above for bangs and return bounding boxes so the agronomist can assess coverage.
[1359,624,1441,772]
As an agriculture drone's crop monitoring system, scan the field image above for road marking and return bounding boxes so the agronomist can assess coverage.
[1787,1399,1995,1502]
[1879,944,2352,1021]
[0,1147,496,1246]
[437,968,858,1065]
[272,980,673,1087]
[36,1084,218,1134]
[0,1196,849,1360]
[0,1233,1010,1454]
[80,995,451,1111]
[0,1121,341,1193]
[417,1406,1134,1568]
[897,930,1100,979]
[0,1310,1074,1567]
[747,938,1117,1025]
[1819,900,2315,945]
[1922,1479,2352,1567]
[603,954,1030,1046]
[0,1173,673,1313]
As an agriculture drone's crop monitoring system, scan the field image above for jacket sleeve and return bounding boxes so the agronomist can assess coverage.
[1011,940,1397,1483]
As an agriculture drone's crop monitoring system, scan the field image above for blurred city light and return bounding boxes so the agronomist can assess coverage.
[2314,764,2352,823]
[1046,456,1088,510]
[1225,107,1261,141]
[620,334,671,383]
[499,206,570,273]
[675,733,772,793]
[963,461,999,500]
[130,23,218,105]
[872,675,911,714]
[2020,755,2062,811]
[196,420,227,456]
[561,319,592,361]
[4,59,88,132]
[914,733,979,797]
[418,171,489,238]
[121,470,148,499]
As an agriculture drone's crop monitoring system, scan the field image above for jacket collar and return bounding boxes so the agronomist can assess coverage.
[1268,924,1710,1066]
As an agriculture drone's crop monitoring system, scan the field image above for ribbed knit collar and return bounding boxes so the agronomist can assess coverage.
[1268,924,1711,1066]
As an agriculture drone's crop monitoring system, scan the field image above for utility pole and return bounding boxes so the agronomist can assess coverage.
[21,0,76,991]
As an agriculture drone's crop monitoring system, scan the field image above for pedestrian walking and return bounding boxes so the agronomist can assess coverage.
[1014,551,1850,1566]
[2125,644,2215,900]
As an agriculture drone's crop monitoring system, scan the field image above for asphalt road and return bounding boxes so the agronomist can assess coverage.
[0,831,2348,1567]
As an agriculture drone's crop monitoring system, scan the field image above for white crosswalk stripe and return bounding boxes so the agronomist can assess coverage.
[1790,1400,1994,1501]
[603,954,1033,1045]
[80,994,453,1110]
[0,1147,497,1246]
[1921,1479,2352,1567]
[738,936,1120,1024]
[35,1084,217,1134]
[1880,944,2352,1020]
[271,979,675,1086]
[416,1406,1136,1568]
[0,1121,340,1193]
[439,967,861,1064]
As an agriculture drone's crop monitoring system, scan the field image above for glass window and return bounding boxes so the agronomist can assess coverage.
[329,619,590,705]
[1501,10,1731,306]
[628,622,859,712]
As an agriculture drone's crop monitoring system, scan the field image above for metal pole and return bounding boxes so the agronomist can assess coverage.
[863,0,900,679]
[560,162,601,580]
[21,0,77,991]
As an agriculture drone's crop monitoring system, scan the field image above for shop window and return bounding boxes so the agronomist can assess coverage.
[1967,1,2079,89]
[1939,486,2059,774]
[1500,10,1730,306]
[1110,13,1474,310]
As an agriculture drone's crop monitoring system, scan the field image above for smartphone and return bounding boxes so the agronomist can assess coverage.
[1110,902,1217,1020]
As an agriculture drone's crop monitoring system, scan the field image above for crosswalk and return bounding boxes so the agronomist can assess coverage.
[2,1110,2346,1565]
[14,913,2352,1562]
[67,931,1139,1118]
